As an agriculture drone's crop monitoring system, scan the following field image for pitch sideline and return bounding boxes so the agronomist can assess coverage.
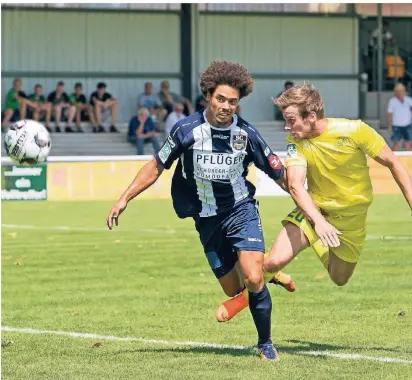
[2,326,412,365]
[2,224,412,241]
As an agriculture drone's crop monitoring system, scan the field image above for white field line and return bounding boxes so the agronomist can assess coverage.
[2,326,412,364]
[1,224,192,235]
[1,224,411,241]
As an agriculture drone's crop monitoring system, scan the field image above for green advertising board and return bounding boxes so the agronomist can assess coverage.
[1,164,47,200]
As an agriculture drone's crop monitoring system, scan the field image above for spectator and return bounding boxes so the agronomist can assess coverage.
[195,92,208,113]
[47,81,74,132]
[90,82,118,133]
[165,103,186,135]
[274,81,294,121]
[28,84,52,132]
[369,20,395,52]
[1,79,34,131]
[387,82,412,151]
[158,80,193,117]
[137,82,167,125]
[68,83,96,133]
[128,107,161,155]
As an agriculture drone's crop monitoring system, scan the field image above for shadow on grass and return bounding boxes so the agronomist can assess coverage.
[284,339,412,355]
[111,340,412,358]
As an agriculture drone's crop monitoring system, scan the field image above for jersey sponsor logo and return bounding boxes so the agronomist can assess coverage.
[167,135,176,148]
[213,134,229,140]
[158,141,172,164]
[232,134,247,151]
[287,143,297,158]
[248,237,262,243]
[269,154,282,169]
[264,147,270,157]
[194,151,245,180]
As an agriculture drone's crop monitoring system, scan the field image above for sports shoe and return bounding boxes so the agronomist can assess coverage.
[215,289,248,322]
[258,343,280,361]
[269,272,296,292]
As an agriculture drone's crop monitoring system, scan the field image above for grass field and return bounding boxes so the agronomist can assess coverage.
[2,195,412,380]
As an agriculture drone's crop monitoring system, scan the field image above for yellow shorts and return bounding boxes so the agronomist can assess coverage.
[282,207,367,263]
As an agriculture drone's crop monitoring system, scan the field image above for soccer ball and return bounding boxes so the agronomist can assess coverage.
[4,120,51,165]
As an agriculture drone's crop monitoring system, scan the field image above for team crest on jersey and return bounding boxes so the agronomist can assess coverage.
[336,137,349,147]
[287,143,297,158]
[232,134,247,151]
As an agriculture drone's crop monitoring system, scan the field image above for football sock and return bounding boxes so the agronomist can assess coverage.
[312,240,330,270]
[263,253,279,282]
[248,284,272,346]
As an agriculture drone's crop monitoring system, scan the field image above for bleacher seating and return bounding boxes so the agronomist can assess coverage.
[1,119,389,158]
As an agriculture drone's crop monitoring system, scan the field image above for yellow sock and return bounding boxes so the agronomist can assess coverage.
[263,253,279,282]
[312,240,329,270]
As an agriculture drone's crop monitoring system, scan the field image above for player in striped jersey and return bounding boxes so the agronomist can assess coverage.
[106,61,292,360]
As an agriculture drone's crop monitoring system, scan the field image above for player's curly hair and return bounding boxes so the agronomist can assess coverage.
[200,61,254,99]
[273,82,325,119]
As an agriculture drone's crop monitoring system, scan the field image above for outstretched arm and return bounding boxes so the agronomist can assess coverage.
[374,145,412,212]
[106,158,164,229]
[287,165,341,248]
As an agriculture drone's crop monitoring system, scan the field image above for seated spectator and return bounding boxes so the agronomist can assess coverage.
[68,83,96,133]
[165,103,186,135]
[137,82,167,126]
[195,92,208,113]
[47,81,74,133]
[274,81,294,121]
[1,78,34,131]
[128,107,161,155]
[90,82,118,133]
[158,80,193,117]
[28,84,52,132]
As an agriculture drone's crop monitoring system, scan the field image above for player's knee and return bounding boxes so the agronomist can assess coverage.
[329,274,349,287]
[244,272,264,292]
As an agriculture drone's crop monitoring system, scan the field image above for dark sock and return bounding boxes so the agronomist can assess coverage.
[248,284,272,346]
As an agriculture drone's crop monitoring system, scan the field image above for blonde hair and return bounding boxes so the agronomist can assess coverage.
[394,83,405,93]
[273,82,325,119]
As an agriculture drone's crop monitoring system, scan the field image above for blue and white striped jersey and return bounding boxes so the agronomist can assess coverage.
[155,111,284,218]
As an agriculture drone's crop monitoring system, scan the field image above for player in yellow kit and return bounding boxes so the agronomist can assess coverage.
[216,83,412,323]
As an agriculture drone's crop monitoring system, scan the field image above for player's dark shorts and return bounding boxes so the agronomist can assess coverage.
[391,125,412,141]
[193,200,265,279]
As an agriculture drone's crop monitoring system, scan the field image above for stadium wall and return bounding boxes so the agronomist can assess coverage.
[2,8,359,122]
[198,14,359,121]
[1,9,181,121]
[2,154,411,201]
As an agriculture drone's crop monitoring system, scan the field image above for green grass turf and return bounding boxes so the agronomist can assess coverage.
[2,195,412,380]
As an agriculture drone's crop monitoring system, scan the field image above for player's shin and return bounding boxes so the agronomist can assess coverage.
[312,240,330,270]
[248,284,272,347]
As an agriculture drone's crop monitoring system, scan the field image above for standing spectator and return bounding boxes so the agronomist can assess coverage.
[137,82,167,124]
[90,82,119,133]
[47,81,74,132]
[68,83,96,133]
[387,83,412,151]
[28,84,52,132]
[195,92,208,113]
[274,81,294,121]
[164,103,186,135]
[128,107,161,155]
[158,80,193,117]
[1,79,35,131]
[369,20,395,52]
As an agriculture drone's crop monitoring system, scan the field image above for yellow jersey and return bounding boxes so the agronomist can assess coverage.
[285,118,386,215]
